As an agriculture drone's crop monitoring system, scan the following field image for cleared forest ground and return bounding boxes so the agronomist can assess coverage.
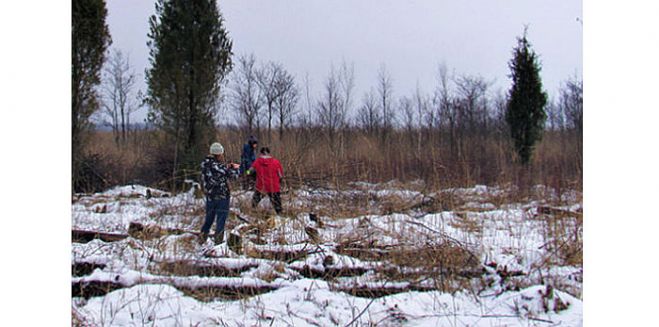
[72,182,582,326]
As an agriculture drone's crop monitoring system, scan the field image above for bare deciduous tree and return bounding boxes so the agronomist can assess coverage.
[101,48,138,145]
[317,66,344,146]
[558,76,583,174]
[356,89,380,134]
[414,84,431,154]
[434,63,456,151]
[273,68,299,140]
[400,95,416,147]
[377,64,395,138]
[453,74,490,135]
[545,99,564,131]
[559,77,583,133]
[400,96,415,133]
[256,61,299,141]
[257,61,282,142]
[316,62,354,148]
[230,54,263,135]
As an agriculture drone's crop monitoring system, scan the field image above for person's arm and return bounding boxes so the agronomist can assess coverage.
[210,162,239,182]
[228,162,240,180]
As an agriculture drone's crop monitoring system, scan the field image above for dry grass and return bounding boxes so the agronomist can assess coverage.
[538,211,583,267]
[83,127,582,195]
[449,212,484,235]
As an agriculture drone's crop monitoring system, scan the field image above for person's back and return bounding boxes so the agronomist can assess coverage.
[252,155,283,194]
[240,136,258,174]
[250,147,284,214]
[240,136,258,190]
[199,142,240,244]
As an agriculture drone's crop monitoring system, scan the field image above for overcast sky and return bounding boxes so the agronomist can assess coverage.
[106,0,582,123]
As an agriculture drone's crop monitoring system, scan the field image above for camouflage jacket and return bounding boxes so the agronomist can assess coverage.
[200,156,239,199]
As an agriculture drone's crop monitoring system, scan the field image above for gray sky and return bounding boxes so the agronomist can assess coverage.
[106,0,582,123]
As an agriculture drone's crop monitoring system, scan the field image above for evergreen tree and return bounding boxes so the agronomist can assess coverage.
[145,0,233,187]
[72,0,112,192]
[505,30,547,165]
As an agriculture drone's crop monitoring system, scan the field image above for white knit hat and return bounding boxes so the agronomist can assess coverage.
[210,142,224,155]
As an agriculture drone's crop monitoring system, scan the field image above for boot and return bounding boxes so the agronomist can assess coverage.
[198,232,208,244]
[214,232,224,245]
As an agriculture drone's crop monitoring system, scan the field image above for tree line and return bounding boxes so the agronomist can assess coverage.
[72,0,582,193]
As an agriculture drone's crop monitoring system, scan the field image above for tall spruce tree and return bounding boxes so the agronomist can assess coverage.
[72,0,112,192]
[505,30,547,165]
[145,0,233,188]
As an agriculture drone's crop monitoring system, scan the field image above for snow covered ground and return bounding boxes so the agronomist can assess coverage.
[72,183,582,326]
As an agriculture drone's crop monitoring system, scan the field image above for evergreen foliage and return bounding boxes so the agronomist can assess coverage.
[505,30,547,165]
[72,0,112,192]
[145,0,233,186]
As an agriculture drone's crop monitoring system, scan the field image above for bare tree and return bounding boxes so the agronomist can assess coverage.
[257,61,283,142]
[414,84,432,130]
[356,89,380,134]
[545,99,564,131]
[273,67,299,140]
[316,63,354,147]
[299,73,316,127]
[558,76,583,174]
[316,66,343,146]
[230,54,263,135]
[101,48,138,145]
[559,77,583,133]
[339,61,355,122]
[377,64,395,138]
[400,95,416,147]
[413,84,431,154]
[434,63,456,150]
[491,90,509,135]
[453,74,490,134]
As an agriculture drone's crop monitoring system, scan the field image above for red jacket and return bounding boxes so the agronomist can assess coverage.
[250,155,283,193]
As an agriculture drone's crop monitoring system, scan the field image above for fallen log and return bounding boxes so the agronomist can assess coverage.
[72,230,128,243]
[332,284,436,298]
[179,284,278,301]
[72,280,278,301]
[536,206,582,217]
[72,262,107,277]
[292,264,369,279]
[72,280,123,299]
[157,260,258,278]
[246,248,312,262]
[127,222,197,240]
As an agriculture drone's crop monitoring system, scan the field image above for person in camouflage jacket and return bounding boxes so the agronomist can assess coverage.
[199,142,240,244]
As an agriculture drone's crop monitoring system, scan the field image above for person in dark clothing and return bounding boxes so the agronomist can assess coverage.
[248,147,284,214]
[200,142,240,244]
[240,136,258,190]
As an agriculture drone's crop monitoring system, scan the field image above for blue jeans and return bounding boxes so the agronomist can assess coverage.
[201,196,230,235]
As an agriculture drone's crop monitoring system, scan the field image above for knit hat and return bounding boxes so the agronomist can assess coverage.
[210,142,224,155]
[248,135,258,145]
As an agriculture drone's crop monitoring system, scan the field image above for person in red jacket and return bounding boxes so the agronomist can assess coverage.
[248,147,284,214]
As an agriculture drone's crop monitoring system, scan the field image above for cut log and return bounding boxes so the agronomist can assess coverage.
[72,230,128,243]
[72,262,107,277]
[157,260,257,277]
[332,284,436,298]
[293,265,369,279]
[72,280,123,299]
[127,222,197,240]
[536,206,582,217]
[246,247,313,262]
[72,280,278,301]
